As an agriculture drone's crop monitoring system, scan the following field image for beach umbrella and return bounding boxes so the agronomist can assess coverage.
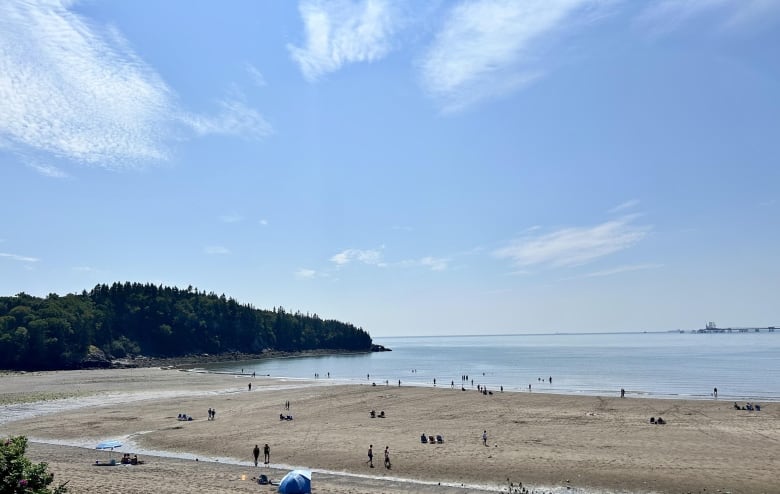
[95,440,122,462]
[278,469,311,494]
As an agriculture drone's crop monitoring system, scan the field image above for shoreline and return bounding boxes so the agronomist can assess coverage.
[3,368,779,493]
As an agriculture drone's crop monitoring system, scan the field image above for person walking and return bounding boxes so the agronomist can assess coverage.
[263,444,270,464]
[253,444,260,467]
[367,444,374,468]
[482,430,488,446]
[384,446,391,469]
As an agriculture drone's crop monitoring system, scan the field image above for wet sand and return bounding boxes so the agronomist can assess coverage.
[3,368,778,493]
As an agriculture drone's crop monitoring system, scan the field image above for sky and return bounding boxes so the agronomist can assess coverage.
[1,0,778,337]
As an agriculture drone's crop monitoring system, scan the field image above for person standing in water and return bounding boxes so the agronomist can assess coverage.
[263,444,270,464]
[253,444,260,467]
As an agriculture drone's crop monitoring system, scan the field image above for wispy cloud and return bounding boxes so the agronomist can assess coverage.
[582,263,663,278]
[182,98,273,140]
[204,246,231,255]
[0,252,40,263]
[0,0,271,169]
[419,0,612,113]
[330,248,385,267]
[245,63,267,87]
[26,161,69,178]
[219,214,244,224]
[637,0,780,34]
[259,219,269,226]
[72,265,98,272]
[288,0,400,82]
[295,268,318,279]
[399,256,450,271]
[494,216,651,269]
[608,199,640,214]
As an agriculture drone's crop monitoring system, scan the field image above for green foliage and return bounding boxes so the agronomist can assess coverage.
[0,436,68,494]
[0,283,373,371]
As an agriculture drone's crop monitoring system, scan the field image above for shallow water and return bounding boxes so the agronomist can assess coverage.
[206,332,780,401]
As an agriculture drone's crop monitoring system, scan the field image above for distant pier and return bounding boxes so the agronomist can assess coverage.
[696,322,776,333]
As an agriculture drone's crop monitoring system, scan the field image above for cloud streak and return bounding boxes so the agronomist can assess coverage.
[330,248,385,267]
[204,246,231,255]
[0,252,40,263]
[0,0,271,169]
[419,0,611,113]
[494,216,651,269]
[582,263,664,278]
[637,0,780,34]
[288,0,399,81]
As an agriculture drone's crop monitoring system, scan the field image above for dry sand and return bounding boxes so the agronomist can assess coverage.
[2,368,778,493]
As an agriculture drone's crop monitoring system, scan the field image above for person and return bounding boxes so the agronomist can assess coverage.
[482,430,488,446]
[211,408,216,420]
[248,382,252,391]
[253,444,260,466]
[714,387,718,398]
[207,408,212,420]
[263,444,270,464]
[367,444,374,468]
[384,446,391,469]
[620,388,625,398]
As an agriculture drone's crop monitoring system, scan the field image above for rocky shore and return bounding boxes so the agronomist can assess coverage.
[109,348,372,370]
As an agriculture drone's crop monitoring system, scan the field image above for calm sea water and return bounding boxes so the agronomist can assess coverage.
[204,332,780,401]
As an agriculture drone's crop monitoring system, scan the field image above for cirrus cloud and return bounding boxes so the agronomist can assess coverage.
[419,0,613,113]
[0,0,271,169]
[288,0,400,82]
[494,216,651,269]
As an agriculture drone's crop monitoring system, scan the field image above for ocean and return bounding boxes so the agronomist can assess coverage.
[203,331,780,402]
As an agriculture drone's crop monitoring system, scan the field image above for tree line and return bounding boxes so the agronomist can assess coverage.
[0,282,373,370]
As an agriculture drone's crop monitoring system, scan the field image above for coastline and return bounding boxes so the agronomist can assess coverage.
[3,368,778,493]
[110,348,372,370]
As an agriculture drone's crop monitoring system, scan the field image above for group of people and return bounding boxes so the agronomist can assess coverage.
[120,453,143,465]
[252,444,271,466]
[734,402,761,411]
[369,410,385,418]
[366,445,391,469]
[207,408,216,420]
[177,413,193,421]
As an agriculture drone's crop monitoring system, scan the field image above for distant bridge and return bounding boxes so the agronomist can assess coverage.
[696,323,776,334]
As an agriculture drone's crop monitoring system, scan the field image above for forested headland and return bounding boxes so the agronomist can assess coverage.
[0,282,373,371]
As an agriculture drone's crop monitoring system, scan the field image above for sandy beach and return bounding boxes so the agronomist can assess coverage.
[2,368,778,493]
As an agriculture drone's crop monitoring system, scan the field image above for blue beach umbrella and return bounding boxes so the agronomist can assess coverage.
[278,469,311,494]
[96,440,122,461]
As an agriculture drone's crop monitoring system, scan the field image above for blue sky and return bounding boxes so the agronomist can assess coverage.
[1,0,778,336]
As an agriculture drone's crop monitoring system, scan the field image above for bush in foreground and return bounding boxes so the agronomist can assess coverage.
[0,436,67,494]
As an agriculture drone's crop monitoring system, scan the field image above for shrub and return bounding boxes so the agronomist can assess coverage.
[0,436,68,493]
